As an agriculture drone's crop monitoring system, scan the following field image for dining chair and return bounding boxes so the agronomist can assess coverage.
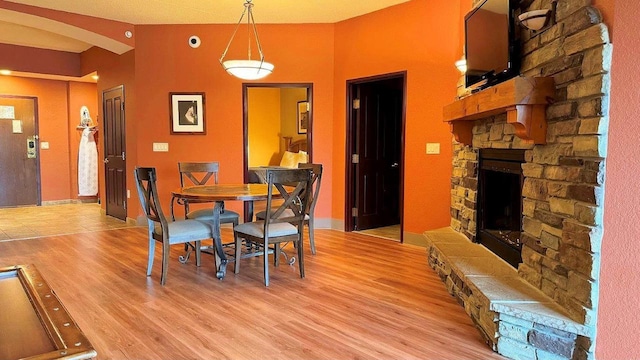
[178,162,240,228]
[134,166,214,285]
[255,163,323,254]
[233,168,312,286]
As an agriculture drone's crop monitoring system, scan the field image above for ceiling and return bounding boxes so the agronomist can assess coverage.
[0,0,411,53]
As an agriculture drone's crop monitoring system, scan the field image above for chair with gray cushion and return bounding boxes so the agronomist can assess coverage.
[255,163,322,254]
[134,167,214,285]
[233,168,312,286]
[178,162,240,228]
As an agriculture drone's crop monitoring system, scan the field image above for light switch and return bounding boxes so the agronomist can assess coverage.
[426,143,440,154]
[41,142,50,149]
[153,142,169,152]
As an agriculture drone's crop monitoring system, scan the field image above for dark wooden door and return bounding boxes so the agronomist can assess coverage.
[103,86,127,220]
[0,96,40,207]
[352,76,403,230]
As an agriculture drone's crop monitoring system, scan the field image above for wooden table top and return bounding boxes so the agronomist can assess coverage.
[171,183,273,202]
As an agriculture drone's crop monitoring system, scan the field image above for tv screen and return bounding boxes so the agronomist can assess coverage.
[465,0,519,89]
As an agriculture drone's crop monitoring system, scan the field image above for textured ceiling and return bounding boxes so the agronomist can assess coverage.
[4,0,411,24]
[0,0,410,53]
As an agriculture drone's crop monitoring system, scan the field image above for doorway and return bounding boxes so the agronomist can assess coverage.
[345,72,406,241]
[242,83,313,219]
[102,86,127,221]
[0,96,41,207]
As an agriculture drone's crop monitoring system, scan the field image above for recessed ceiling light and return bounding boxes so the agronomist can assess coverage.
[0,69,11,76]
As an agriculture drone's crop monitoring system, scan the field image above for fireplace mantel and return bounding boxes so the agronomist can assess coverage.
[443,77,555,145]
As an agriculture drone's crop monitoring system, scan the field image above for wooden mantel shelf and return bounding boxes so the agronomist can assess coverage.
[443,76,555,145]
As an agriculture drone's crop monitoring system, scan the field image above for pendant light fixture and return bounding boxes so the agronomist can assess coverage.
[219,0,274,80]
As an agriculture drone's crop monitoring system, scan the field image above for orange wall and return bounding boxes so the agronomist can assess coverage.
[130,23,334,220]
[247,88,281,167]
[596,0,640,358]
[333,0,462,232]
[0,44,81,77]
[0,76,78,201]
[280,88,307,145]
[68,82,99,199]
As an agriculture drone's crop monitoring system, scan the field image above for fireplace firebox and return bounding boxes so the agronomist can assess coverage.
[477,149,525,268]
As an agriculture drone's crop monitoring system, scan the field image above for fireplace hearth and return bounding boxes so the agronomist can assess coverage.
[477,149,525,268]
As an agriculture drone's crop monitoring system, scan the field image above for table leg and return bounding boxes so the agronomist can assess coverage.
[174,195,196,264]
[247,200,254,223]
[212,201,228,279]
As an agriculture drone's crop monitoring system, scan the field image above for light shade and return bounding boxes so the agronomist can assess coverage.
[222,59,274,80]
[455,58,467,74]
[219,0,274,80]
[519,9,550,31]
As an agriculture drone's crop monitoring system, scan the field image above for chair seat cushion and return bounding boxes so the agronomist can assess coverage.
[154,220,213,244]
[234,221,298,238]
[255,209,309,221]
[186,208,240,223]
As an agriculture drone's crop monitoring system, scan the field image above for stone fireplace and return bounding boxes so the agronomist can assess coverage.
[425,1,611,359]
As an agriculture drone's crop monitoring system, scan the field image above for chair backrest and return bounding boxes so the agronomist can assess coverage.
[264,168,312,231]
[178,162,220,187]
[298,163,323,216]
[134,167,169,230]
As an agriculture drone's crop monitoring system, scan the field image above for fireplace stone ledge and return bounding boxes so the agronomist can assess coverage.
[424,227,592,359]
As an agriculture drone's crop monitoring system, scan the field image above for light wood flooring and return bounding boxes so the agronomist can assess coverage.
[0,205,503,359]
[0,203,134,241]
[355,224,401,241]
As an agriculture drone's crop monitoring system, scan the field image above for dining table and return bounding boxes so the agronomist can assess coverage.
[170,183,275,280]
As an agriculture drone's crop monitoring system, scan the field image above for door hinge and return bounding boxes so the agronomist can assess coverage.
[124,200,127,209]
[352,98,360,110]
[352,154,359,164]
[352,207,358,217]
[121,102,125,111]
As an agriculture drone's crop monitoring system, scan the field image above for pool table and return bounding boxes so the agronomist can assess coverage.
[0,264,96,360]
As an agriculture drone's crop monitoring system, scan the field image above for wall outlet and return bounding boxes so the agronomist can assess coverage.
[152,142,169,152]
[426,142,440,154]
[40,142,50,149]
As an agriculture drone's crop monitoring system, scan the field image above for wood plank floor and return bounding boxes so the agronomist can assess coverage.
[0,226,504,359]
[355,224,401,241]
[0,203,134,241]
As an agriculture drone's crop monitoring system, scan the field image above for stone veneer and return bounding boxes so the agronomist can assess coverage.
[433,1,610,359]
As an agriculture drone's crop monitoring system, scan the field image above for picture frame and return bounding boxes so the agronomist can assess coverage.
[170,92,205,134]
[297,101,309,134]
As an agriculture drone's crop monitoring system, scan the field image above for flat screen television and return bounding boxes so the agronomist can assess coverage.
[465,0,520,89]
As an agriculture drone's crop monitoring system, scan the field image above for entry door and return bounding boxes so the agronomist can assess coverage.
[103,86,127,220]
[350,75,404,231]
[0,96,40,207]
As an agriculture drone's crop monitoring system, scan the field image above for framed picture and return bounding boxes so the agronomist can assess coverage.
[297,101,309,134]
[170,92,205,134]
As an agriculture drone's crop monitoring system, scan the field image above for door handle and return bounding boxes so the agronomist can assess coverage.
[104,158,110,163]
[26,137,37,159]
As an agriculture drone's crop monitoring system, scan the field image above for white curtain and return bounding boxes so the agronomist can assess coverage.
[78,127,98,196]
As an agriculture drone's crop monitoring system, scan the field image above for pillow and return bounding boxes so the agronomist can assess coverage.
[280,151,308,168]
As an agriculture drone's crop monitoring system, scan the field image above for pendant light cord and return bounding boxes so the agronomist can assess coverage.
[219,0,266,65]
